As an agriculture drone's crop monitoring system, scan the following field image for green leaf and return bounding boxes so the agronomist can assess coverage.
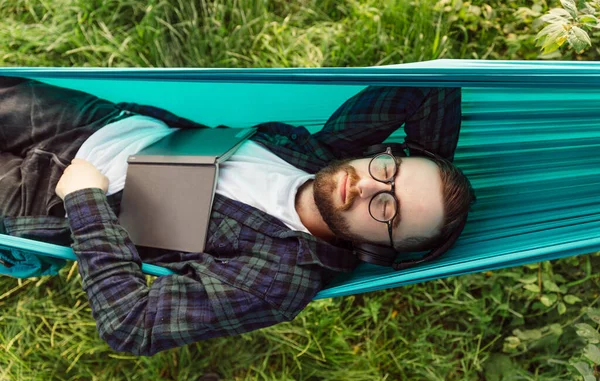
[579,14,599,27]
[587,308,600,324]
[518,275,538,284]
[537,22,569,54]
[540,294,558,306]
[550,7,574,19]
[557,34,569,47]
[575,323,600,343]
[557,302,567,315]
[548,323,563,336]
[564,295,582,304]
[540,13,568,23]
[584,344,600,364]
[560,0,578,18]
[568,26,592,53]
[524,284,541,293]
[469,5,481,17]
[514,328,543,341]
[559,285,568,294]
[541,40,562,55]
[503,336,521,352]
[490,285,503,303]
[543,280,561,292]
[536,22,568,40]
[483,354,520,381]
[554,274,567,283]
[573,361,595,379]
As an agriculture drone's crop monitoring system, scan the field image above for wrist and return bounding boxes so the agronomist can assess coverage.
[63,186,107,200]
[64,188,115,228]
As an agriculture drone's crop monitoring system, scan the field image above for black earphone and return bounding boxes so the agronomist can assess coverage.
[352,141,467,271]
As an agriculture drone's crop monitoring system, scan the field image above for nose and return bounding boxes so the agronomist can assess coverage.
[355,177,391,199]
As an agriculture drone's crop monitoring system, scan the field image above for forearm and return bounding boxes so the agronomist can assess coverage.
[64,189,285,355]
[404,87,462,161]
[64,188,144,285]
[313,86,462,160]
[64,189,156,352]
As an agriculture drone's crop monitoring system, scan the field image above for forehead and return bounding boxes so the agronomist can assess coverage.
[392,157,444,239]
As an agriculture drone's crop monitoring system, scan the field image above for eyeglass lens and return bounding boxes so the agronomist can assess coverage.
[368,154,398,222]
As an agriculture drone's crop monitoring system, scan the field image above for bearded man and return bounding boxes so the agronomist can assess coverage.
[0,76,474,355]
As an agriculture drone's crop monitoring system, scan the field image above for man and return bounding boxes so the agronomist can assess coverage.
[0,76,474,355]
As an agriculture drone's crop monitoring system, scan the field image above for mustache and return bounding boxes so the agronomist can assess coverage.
[339,165,360,212]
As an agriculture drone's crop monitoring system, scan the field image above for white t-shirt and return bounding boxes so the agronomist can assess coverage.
[75,114,177,195]
[216,140,314,233]
[75,116,313,233]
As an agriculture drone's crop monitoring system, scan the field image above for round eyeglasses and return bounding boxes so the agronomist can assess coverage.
[367,147,400,248]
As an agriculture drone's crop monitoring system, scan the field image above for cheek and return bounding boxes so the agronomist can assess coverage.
[344,203,386,239]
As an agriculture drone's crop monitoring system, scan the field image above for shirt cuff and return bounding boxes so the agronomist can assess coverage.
[64,188,117,230]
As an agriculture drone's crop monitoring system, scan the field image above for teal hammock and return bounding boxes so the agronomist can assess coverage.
[1,59,600,300]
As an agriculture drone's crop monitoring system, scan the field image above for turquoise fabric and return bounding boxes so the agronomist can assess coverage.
[0,248,66,278]
[0,216,65,278]
[2,59,600,298]
[0,234,170,278]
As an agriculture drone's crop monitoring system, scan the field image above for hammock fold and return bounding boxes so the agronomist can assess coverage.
[1,59,600,299]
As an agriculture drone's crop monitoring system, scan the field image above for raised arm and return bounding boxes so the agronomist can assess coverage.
[312,86,462,161]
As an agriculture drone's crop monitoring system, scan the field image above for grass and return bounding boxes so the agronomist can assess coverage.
[0,0,454,67]
[1,0,600,380]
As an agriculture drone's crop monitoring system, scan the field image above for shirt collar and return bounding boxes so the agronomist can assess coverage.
[287,231,359,273]
[213,194,359,273]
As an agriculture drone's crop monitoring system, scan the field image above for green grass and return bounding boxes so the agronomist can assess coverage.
[2,0,600,380]
[0,0,454,67]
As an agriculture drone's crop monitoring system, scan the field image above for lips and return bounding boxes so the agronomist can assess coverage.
[340,171,348,204]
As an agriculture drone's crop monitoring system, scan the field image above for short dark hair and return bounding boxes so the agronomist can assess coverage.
[394,158,476,252]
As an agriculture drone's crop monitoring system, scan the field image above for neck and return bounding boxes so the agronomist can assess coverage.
[295,180,336,241]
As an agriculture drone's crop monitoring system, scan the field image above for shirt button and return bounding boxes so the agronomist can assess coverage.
[291,133,297,140]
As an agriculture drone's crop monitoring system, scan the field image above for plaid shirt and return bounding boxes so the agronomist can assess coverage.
[3,86,461,355]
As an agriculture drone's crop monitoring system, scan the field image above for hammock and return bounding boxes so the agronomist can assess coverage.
[1,59,600,300]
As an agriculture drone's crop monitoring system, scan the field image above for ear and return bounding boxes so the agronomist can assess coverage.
[353,217,468,270]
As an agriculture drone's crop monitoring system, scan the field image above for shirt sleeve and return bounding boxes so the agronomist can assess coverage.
[64,188,287,356]
[312,86,462,161]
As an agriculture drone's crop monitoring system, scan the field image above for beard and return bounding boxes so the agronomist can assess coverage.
[313,158,362,243]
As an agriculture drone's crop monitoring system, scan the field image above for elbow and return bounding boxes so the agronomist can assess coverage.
[96,318,158,356]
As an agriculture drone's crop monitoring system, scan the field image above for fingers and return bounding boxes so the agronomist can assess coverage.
[55,159,109,200]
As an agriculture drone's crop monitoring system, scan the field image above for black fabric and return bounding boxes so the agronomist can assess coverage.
[0,76,125,218]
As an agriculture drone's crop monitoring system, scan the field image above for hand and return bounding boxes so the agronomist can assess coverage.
[55,159,109,200]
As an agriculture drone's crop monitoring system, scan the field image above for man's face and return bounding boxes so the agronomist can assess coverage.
[313,155,444,247]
